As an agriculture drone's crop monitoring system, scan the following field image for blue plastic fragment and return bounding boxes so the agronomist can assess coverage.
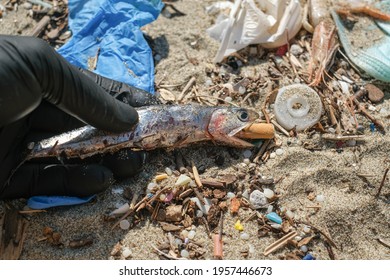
[370,123,376,132]
[303,254,315,260]
[266,212,282,224]
[58,0,164,93]
[27,195,95,209]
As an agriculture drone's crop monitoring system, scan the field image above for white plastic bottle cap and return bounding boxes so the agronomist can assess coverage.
[274,84,323,131]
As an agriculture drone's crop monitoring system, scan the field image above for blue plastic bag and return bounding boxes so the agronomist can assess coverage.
[58,0,164,93]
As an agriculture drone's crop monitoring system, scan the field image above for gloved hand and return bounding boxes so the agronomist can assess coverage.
[0,35,160,199]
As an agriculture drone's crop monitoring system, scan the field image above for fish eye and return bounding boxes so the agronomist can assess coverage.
[237,110,249,122]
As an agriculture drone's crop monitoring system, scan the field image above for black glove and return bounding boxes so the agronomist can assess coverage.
[0,35,160,199]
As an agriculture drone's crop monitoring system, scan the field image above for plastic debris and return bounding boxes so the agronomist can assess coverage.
[110,203,130,216]
[331,5,390,83]
[58,0,164,92]
[249,190,267,209]
[234,220,244,231]
[207,0,302,62]
[303,253,315,260]
[188,230,196,239]
[263,188,275,199]
[266,212,282,224]
[180,249,190,258]
[274,84,323,131]
[175,174,192,186]
[122,247,132,258]
[119,220,130,230]
[240,232,250,240]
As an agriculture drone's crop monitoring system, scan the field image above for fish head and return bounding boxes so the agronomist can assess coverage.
[208,107,259,148]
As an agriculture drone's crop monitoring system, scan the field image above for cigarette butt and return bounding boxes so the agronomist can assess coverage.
[213,234,223,259]
[238,123,275,139]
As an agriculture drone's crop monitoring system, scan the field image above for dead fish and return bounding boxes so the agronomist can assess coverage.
[27,104,260,160]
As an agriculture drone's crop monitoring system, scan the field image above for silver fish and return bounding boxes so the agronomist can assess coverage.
[27,104,259,160]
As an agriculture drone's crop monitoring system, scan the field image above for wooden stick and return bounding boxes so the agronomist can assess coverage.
[271,119,290,137]
[263,231,297,256]
[192,163,203,188]
[353,99,385,131]
[177,76,196,102]
[151,244,186,260]
[376,168,389,197]
[29,15,50,37]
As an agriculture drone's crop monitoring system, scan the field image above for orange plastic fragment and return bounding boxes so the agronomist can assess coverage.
[230,197,241,214]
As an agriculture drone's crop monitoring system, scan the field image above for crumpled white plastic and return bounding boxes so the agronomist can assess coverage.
[207,0,303,62]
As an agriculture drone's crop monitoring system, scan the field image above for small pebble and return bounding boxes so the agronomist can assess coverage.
[243,149,252,158]
[165,167,173,176]
[122,248,132,258]
[249,190,267,209]
[238,86,246,95]
[328,127,336,134]
[266,205,273,213]
[180,249,190,258]
[196,210,204,218]
[147,182,157,193]
[368,105,377,112]
[294,236,303,241]
[224,96,233,103]
[154,54,162,61]
[289,44,303,56]
[23,2,32,9]
[243,158,250,165]
[266,212,282,224]
[242,189,249,200]
[240,232,250,240]
[316,194,325,202]
[181,230,189,238]
[188,230,196,239]
[249,46,257,55]
[303,226,311,234]
[119,220,130,230]
[346,139,356,147]
[189,180,197,187]
[111,188,124,195]
[205,79,213,87]
[270,223,282,229]
[174,238,183,246]
[227,192,236,199]
[380,108,388,115]
[159,194,166,201]
[269,152,276,159]
[366,84,384,103]
[293,78,301,84]
[248,244,255,254]
[263,188,274,199]
[286,210,294,219]
[300,245,308,253]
